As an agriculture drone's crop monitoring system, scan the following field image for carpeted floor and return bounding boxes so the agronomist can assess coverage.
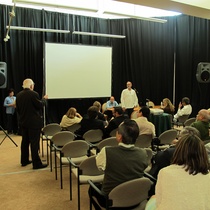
[0,131,90,210]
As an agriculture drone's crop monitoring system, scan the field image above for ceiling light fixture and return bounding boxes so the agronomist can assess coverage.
[72,31,126,39]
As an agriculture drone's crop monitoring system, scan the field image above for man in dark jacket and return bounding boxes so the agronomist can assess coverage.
[16,78,48,169]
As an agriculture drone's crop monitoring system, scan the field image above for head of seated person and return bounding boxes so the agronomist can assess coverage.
[138,106,150,119]
[181,97,190,106]
[66,107,77,118]
[88,106,98,119]
[93,101,102,112]
[118,119,139,145]
[112,106,123,117]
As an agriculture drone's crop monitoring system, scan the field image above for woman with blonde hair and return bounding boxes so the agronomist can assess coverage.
[60,107,82,128]
[160,98,175,115]
[146,133,210,210]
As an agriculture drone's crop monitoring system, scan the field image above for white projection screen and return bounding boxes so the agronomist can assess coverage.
[45,43,112,99]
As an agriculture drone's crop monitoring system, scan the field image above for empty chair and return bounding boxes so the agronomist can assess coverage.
[102,102,107,113]
[69,155,104,210]
[184,117,196,126]
[83,129,103,144]
[51,131,75,182]
[135,134,153,148]
[158,129,178,150]
[88,177,152,210]
[66,123,81,133]
[41,123,61,165]
[56,140,89,196]
[97,137,118,152]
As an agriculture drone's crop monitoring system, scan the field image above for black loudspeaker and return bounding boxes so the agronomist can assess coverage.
[0,62,7,88]
[196,62,210,83]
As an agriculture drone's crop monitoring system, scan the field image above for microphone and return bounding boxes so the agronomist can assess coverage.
[134,88,139,94]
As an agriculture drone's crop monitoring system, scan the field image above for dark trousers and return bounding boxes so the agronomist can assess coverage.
[6,113,18,134]
[21,127,42,167]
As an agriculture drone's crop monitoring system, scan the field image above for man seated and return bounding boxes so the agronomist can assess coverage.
[104,106,128,138]
[134,106,156,138]
[173,97,192,122]
[89,119,148,209]
[191,109,210,141]
[104,96,119,121]
[74,106,105,138]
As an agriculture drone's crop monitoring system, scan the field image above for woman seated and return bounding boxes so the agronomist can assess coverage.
[60,107,82,128]
[160,98,174,115]
[146,133,210,210]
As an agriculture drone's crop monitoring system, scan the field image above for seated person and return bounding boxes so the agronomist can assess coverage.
[191,109,210,141]
[149,126,200,179]
[160,98,175,115]
[89,119,148,209]
[60,107,82,128]
[104,96,119,121]
[134,106,156,138]
[146,131,210,210]
[93,101,106,122]
[104,106,128,138]
[173,97,192,122]
[75,106,105,138]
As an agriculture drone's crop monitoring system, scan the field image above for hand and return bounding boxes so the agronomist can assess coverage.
[43,95,48,99]
[178,102,182,109]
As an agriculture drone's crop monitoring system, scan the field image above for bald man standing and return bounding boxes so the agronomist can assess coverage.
[16,78,48,169]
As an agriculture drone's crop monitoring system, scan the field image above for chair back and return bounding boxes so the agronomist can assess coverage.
[178,114,190,123]
[42,123,61,137]
[158,129,178,145]
[135,134,152,148]
[66,123,81,133]
[109,177,152,208]
[102,102,107,113]
[80,156,103,176]
[51,131,75,147]
[148,101,155,108]
[83,129,103,143]
[110,128,118,137]
[184,117,196,126]
[131,111,138,119]
[97,137,118,151]
[62,140,89,158]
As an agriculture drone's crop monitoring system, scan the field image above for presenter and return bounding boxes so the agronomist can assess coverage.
[120,81,138,118]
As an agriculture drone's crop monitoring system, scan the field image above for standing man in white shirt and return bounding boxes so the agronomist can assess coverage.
[173,97,192,122]
[120,81,138,118]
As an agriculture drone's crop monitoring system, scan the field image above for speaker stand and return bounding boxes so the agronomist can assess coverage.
[0,125,18,147]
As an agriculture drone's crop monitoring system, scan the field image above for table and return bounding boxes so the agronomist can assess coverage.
[149,113,172,137]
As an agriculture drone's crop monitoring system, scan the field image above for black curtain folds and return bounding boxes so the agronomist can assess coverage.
[0,4,210,126]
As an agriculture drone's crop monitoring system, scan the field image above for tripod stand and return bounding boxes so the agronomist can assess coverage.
[0,125,18,147]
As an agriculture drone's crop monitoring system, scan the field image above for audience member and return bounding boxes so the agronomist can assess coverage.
[134,106,156,138]
[173,97,192,122]
[89,119,148,209]
[160,98,175,115]
[104,96,119,121]
[104,106,128,138]
[149,126,200,179]
[146,132,210,210]
[4,88,17,134]
[93,101,106,122]
[190,109,210,141]
[120,81,138,118]
[60,107,82,128]
[75,106,105,138]
[16,78,48,169]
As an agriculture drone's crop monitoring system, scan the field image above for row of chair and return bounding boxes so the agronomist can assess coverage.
[41,123,176,210]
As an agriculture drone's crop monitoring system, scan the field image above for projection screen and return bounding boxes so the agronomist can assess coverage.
[45,43,112,99]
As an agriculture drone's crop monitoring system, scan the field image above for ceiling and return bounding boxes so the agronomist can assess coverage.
[116,0,210,19]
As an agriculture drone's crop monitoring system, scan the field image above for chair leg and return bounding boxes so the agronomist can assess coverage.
[60,157,63,189]
[77,171,80,210]
[54,149,57,180]
[69,163,72,200]
[41,138,44,157]
[46,140,49,165]
[50,142,53,172]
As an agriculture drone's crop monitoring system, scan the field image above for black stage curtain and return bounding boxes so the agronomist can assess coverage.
[0,4,210,127]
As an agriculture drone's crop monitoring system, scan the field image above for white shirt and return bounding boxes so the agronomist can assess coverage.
[96,142,135,171]
[174,104,192,120]
[134,117,156,138]
[120,88,138,109]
